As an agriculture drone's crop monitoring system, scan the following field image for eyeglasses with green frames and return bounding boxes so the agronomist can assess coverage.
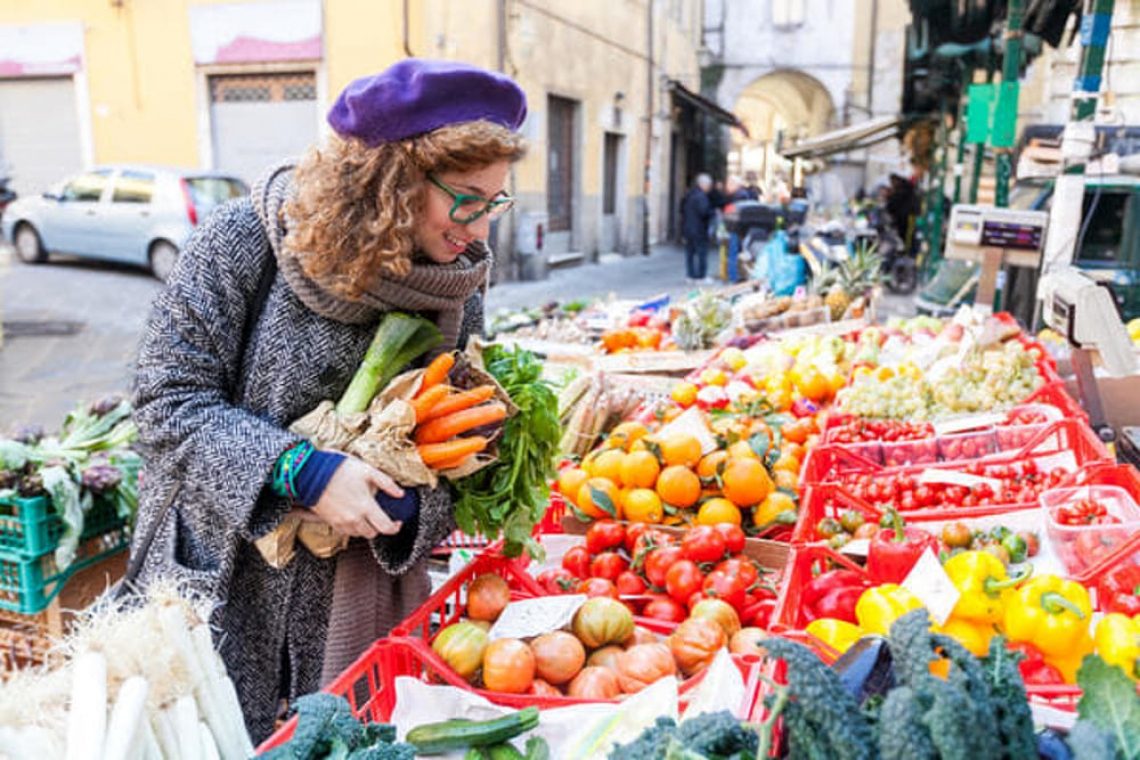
[427,174,516,224]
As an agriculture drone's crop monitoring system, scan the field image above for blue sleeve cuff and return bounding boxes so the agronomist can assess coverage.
[293,449,346,507]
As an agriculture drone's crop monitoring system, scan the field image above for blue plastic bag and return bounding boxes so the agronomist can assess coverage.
[754,230,806,296]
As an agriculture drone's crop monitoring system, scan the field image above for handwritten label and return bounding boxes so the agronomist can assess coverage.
[840,538,871,558]
[919,468,1003,492]
[902,548,961,626]
[489,595,586,640]
[654,406,719,455]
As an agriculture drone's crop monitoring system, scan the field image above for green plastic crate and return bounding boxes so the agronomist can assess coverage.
[0,527,130,614]
[0,493,126,559]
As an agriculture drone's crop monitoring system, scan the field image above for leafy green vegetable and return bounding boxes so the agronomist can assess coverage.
[451,345,560,559]
[1075,654,1140,760]
[263,692,413,760]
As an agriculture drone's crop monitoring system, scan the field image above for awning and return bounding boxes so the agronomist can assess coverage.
[780,115,907,160]
[668,80,750,137]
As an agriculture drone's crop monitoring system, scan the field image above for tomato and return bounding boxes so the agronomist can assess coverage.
[578,577,619,599]
[562,545,592,578]
[536,567,578,595]
[586,520,626,555]
[623,626,660,647]
[688,597,742,639]
[466,573,511,622]
[527,678,562,697]
[589,551,629,582]
[729,626,770,656]
[668,616,728,676]
[703,569,748,611]
[529,630,586,685]
[481,638,535,693]
[587,647,624,673]
[644,545,685,588]
[615,642,677,693]
[642,595,688,624]
[632,528,676,558]
[572,596,635,648]
[624,522,649,555]
[681,525,727,564]
[431,621,488,683]
[566,666,622,699]
[615,570,647,596]
[714,523,747,555]
[741,598,776,628]
[664,560,704,604]
[715,557,761,591]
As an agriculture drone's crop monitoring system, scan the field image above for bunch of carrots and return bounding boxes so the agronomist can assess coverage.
[410,352,508,471]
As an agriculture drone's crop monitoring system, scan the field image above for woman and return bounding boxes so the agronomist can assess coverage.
[129,58,527,743]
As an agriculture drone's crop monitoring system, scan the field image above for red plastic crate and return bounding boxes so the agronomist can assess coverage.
[769,544,869,634]
[802,419,1110,489]
[256,635,768,753]
[1053,463,1140,586]
[1023,381,1087,421]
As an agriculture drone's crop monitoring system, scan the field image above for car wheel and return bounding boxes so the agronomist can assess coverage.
[149,240,179,282]
[13,224,46,264]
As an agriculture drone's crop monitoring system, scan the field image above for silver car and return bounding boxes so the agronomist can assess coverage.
[1,164,248,281]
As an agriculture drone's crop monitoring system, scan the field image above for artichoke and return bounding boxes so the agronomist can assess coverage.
[80,463,123,494]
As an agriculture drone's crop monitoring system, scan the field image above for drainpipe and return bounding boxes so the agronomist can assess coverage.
[402,0,415,57]
[642,0,654,255]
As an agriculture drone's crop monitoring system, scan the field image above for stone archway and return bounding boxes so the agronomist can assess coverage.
[723,69,836,190]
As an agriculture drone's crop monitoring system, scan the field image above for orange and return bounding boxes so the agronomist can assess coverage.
[767,388,793,412]
[577,477,620,519]
[727,440,761,460]
[586,449,626,486]
[657,433,703,468]
[773,468,799,492]
[780,418,814,445]
[670,381,699,407]
[772,452,802,476]
[623,488,664,524]
[655,465,701,508]
[699,367,728,387]
[697,450,729,480]
[782,442,807,463]
[620,449,661,489]
[797,368,832,404]
[697,497,742,526]
[609,421,650,452]
[752,491,798,528]
[721,458,773,507]
[557,467,590,507]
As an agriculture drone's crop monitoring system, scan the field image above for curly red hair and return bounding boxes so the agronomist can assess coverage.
[285,121,526,299]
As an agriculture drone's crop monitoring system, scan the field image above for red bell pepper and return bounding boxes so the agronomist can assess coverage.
[1008,641,1065,686]
[866,508,939,584]
[1098,564,1140,616]
[801,568,871,625]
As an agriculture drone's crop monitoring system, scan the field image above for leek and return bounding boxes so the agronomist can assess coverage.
[335,313,442,415]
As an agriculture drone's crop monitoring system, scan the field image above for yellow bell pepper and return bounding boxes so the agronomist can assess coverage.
[940,615,995,658]
[856,584,923,636]
[806,618,866,656]
[1046,631,1095,684]
[1094,612,1140,681]
[943,550,1029,626]
[1003,574,1092,659]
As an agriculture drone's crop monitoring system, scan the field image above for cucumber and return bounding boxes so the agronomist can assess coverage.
[486,743,525,760]
[405,707,540,755]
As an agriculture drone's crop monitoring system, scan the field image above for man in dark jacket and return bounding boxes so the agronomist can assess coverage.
[680,172,714,281]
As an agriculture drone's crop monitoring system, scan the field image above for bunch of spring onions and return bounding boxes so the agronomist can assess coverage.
[0,585,253,759]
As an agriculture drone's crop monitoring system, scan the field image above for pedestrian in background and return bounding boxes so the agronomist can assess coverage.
[722,175,753,283]
[128,58,526,743]
[680,172,714,282]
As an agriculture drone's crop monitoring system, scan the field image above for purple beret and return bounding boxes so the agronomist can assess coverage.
[328,58,528,146]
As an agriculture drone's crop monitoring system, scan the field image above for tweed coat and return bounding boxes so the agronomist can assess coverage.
[130,170,481,743]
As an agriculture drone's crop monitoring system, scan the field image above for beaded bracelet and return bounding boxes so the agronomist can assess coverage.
[271,441,315,501]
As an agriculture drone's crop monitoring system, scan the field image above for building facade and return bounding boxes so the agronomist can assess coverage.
[0,0,711,282]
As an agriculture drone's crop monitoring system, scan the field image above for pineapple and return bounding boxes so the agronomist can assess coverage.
[818,241,882,320]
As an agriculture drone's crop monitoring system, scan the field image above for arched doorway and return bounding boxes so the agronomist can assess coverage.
[728,69,835,195]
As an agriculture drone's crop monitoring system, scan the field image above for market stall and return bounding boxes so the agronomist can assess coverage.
[2,295,1140,759]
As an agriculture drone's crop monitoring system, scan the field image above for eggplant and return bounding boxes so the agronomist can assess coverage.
[832,635,895,704]
[1036,728,1073,760]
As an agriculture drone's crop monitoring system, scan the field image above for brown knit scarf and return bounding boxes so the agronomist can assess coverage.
[254,161,493,351]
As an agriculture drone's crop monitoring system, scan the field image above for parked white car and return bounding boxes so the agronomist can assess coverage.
[1,164,248,281]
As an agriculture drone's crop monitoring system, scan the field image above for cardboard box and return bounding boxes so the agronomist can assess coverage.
[1065,374,1140,428]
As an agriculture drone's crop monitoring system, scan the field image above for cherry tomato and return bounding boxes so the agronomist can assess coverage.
[589,551,629,582]
[703,569,748,611]
[624,523,649,555]
[562,545,592,579]
[664,560,704,604]
[714,524,747,555]
[586,520,626,555]
[682,525,727,564]
[715,557,761,591]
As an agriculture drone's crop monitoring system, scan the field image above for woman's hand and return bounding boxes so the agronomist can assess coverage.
[308,456,405,538]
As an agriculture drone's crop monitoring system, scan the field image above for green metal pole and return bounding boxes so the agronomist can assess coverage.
[969,48,995,205]
[953,70,971,204]
[924,95,950,281]
[993,0,1023,209]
